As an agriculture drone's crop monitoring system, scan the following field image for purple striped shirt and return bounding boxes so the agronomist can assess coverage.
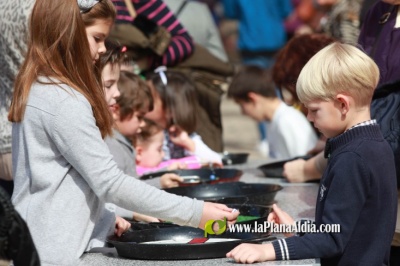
[111,0,194,68]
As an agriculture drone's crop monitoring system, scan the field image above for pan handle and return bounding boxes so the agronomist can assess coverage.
[139,170,177,180]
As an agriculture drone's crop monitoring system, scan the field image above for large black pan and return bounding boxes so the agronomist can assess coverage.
[139,168,243,186]
[164,182,282,206]
[107,204,274,260]
[221,152,249,165]
[257,155,311,178]
[108,226,273,260]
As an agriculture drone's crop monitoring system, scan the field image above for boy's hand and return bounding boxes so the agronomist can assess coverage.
[268,204,295,237]
[115,216,131,237]
[198,202,239,229]
[160,173,183,188]
[283,159,308,183]
[226,243,276,263]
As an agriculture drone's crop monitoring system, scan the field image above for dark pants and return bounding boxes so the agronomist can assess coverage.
[391,246,400,266]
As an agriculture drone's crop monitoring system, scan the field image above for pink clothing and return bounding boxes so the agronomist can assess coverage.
[136,156,201,175]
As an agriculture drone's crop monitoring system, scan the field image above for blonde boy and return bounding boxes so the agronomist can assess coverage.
[227,43,397,265]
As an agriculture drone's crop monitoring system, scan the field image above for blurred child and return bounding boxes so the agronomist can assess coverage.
[109,70,185,188]
[227,43,397,265]
[228,65,318,160]
[145,68,222,165]
[134,119,202,175]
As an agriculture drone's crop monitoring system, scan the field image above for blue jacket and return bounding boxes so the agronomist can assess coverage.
[272,125,397,265]
[222,0,292,52]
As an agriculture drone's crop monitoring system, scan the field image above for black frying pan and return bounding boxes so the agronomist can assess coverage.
[108,226,274,260]
[257,155,311,178]
[108,204,273,260]
[221,152,249,165]
[139,168,243,186]
[164,182,282,206]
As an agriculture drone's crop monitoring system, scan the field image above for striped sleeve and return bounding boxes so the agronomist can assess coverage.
[272,239,297,260]
[112,0,195,68]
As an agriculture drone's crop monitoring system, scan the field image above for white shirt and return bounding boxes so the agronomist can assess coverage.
[267,102,318,160]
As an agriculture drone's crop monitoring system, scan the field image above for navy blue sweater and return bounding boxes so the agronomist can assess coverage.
[272,125,397,265]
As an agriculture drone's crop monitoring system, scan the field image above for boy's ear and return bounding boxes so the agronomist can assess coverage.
[336,94,351,115]
[247,92,259,103]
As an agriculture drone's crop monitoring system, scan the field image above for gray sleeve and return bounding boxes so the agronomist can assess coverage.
[51,96,203,227]
[104,137,136,177]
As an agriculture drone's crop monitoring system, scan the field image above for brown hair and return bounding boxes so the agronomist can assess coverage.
[147,71,198,134]
[8,0,116,138]
[117,71,154,121]
[99,40,125,72]
[132,119,163,147]
[272,33,335,105]
[227,65,276,101]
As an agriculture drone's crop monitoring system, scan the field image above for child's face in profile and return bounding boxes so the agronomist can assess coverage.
[102,63,121,112]
[86,19,113,63]
[144,81,169,129]
[138,131,165,167]
[235,99,264,122]
[115,108,147,138]
[305,99,345,138]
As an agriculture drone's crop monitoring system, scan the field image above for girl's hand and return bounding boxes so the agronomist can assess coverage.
[168,125,195,152]
[267,204,295,237]
[115,216,131,237]
[160,173,183,188]
[198,202,239,229]
[226,243,276,263]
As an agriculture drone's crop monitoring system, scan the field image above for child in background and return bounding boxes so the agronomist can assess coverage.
[145,68,222,165]
[110,70,185,188]
[227,43,397,265]
[134,119,202,176]
[228,65,317,160]
[104,69,147,177]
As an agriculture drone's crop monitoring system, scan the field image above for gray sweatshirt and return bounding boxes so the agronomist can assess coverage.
[11,80,203,265]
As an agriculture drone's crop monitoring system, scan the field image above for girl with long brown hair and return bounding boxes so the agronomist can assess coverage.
[8,0,238,264]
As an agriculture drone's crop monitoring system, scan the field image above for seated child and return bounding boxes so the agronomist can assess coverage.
[134,119,202,176]
[228,65,318,160]
[227,43,398,265]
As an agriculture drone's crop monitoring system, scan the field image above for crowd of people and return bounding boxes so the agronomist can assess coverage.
[0,0,399,265]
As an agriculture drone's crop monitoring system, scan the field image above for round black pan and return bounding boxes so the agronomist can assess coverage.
[257,155,311,178]
[139,168,243,186]
[221,152,249,165]
[107,204,274,260]
[164,182,282,206]
[108,226,273,260]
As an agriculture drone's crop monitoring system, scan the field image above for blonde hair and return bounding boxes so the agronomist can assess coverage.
[9,0,116,138]
[296,42,379,107]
